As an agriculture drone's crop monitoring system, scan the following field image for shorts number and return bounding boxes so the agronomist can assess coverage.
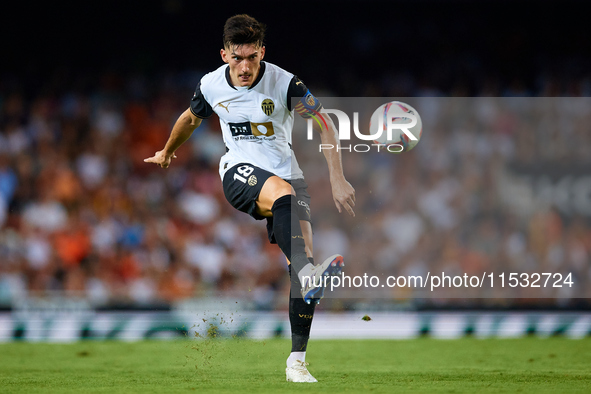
[234,165,254,183]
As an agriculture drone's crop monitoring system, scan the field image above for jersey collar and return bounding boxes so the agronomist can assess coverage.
[225,61,266,90]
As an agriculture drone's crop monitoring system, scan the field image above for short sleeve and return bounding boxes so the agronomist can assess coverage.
[286,76,309,111]
[190,83,214,119]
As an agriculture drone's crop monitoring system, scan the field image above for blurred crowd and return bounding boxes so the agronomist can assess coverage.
[300,98,591,304]
[1,69,590,309]
[0,70,300,309]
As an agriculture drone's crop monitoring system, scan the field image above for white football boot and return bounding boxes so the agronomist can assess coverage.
[300,254,344,304]
[285,360,318,383]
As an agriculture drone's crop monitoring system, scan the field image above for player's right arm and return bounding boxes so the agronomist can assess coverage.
[145,81,213,168]
[144,108,202,168]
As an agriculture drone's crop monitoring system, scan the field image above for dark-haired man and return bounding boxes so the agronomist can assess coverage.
[145,14,355,383]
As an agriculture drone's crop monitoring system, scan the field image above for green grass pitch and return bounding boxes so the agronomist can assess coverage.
[1,338,590,393]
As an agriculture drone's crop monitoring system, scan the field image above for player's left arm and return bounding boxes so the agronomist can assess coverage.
[315,108,356,217]
[288,77,356,217]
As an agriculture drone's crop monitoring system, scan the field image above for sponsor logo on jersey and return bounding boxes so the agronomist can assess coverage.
[251,122,275,137]
[216,101,231,112]
[228,122,276,140]
[261,99,275,116]
[228,122,252,136]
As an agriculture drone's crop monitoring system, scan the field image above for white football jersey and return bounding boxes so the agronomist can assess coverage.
[190,61,306,181]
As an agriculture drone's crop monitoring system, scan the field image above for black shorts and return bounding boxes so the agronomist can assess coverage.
[222,163,312,243]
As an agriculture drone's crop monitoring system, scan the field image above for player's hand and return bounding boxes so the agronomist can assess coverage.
[331,178,355,217]
[144,150,177,168]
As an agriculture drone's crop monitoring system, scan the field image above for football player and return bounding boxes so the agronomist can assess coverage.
[145,14,355,383]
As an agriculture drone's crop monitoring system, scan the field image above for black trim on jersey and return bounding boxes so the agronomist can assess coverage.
[287,76,309,111]
[248,61,265,90]
[224,61,267,90]
[224,66,237,90]
[190,83,214,119]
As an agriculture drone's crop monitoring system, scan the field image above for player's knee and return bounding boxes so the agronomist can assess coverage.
[280,183,295,198]
[271,193,295,214]
[269,180,294,202]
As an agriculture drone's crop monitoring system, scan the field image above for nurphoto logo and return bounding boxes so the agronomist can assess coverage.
[307,101,423,153]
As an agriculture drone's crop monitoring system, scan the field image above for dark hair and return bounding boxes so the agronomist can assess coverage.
[223,14,266,49]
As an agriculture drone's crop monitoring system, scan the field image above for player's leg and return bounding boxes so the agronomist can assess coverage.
[256,176,319,382]
[282,221,313,262]
[300,220,313,258]
[257,176,344,303]
[222,165,321,382]
[285,263,317,383]
[285,180,345,383]
[222,162,307,266]
[223,163,318,294]
[286,217,315,366]
[285,199,317,382]
[255,176,314,287]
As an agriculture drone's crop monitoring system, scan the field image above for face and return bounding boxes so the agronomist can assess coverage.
[221,43,265,87]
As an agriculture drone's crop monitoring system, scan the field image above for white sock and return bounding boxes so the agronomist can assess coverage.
[297,263,315,286]
[287,351,306,368]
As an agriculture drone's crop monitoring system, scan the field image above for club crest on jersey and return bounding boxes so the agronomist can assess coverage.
[305,94,315,107]
[261,99,275,116]
[248,175,257,186]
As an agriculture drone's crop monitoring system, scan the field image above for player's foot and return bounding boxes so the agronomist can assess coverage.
[285,360,318,383]
[300,254,344,304]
